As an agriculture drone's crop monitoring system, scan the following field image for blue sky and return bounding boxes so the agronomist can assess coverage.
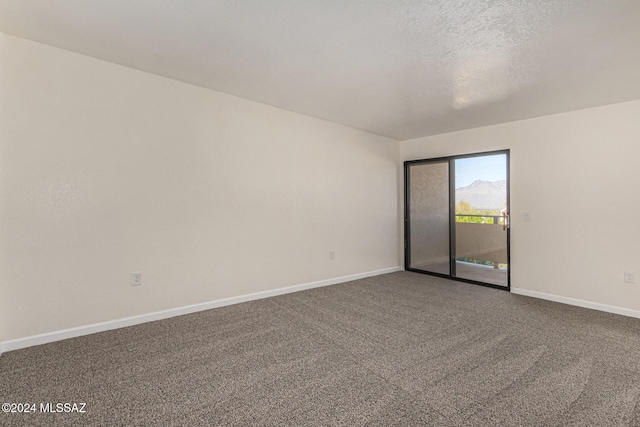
[455,154,506,188]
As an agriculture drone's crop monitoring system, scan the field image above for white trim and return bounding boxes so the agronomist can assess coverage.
[0,267,402,354]
[511,287,640,319]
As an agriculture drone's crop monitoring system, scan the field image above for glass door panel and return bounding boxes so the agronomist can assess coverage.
[407,161,450,275]
[453,154,508,286]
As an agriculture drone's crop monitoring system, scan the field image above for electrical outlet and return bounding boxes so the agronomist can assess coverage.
[624,271,635,284]
[131,272,142,286]
[329,251,335,260]
[523,212,531,222]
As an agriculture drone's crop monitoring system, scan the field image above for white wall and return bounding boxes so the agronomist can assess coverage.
[400,99,640,312]
[0,34,399,343]
[3,30,639,348]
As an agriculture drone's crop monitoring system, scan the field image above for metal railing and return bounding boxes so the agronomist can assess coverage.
[455,214,503,224]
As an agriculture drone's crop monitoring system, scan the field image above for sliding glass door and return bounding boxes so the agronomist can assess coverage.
[405,151,510,290]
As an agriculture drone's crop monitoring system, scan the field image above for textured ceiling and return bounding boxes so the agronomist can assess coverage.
[1,0,640,140]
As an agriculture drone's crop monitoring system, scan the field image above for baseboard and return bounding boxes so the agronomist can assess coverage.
[0,266,402,354]
[511,287,640,319]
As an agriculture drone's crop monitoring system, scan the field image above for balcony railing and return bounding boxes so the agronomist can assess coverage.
[455,214,504,224]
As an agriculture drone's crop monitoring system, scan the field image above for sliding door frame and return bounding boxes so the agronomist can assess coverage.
[404,149,510,292]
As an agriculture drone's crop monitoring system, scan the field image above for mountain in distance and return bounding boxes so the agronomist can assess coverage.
[455,180,506,210]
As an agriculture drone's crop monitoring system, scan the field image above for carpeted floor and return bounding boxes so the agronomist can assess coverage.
[2,271,640,426]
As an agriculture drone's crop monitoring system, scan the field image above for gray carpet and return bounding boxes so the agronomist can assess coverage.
[2,271,640,426]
